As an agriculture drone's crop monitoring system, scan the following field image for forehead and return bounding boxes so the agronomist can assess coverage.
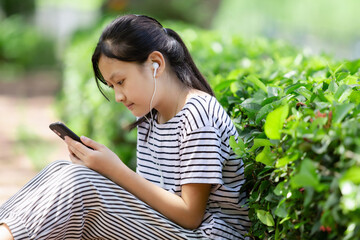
[98,55,142,81]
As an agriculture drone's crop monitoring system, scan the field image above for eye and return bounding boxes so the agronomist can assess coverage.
[117,79,125,85]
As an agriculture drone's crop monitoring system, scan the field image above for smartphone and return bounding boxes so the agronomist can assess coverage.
[49,122,93,150]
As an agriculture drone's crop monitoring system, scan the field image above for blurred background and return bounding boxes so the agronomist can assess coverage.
[0,0,359,204]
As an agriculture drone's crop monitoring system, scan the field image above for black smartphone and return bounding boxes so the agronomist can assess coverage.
[49,122,82,142]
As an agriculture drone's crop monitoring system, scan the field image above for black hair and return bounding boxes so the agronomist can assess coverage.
[92,14,214,130]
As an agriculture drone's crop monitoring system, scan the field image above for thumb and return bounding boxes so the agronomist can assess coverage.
[80,136,99,150]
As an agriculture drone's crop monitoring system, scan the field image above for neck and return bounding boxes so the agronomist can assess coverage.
[156,83,189,124]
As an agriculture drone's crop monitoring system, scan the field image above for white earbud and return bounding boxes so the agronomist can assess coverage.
[152,62,159,78]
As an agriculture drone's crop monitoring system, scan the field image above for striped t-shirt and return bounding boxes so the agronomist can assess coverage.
[136,95,250,239]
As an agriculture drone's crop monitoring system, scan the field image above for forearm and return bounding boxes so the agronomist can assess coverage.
[65,136,209,229]
[108,163,206,229]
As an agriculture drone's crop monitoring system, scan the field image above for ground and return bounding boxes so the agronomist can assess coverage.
[0,71,68,205]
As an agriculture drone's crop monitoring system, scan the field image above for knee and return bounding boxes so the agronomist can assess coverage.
[55,164,100,198]
[47,159,71,169]
[38,160,71,176]
[59,163,95,185]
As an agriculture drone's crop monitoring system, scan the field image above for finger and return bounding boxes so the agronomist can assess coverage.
[67,143,75,155]
[69,143,87,159]
[65,137,89,158]
[66,141,80,159]
[65,138,79,155]
[69,153,85,166]
[80,136,101,150]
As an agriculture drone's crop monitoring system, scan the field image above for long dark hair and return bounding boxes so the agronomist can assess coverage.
[92,14,214,129]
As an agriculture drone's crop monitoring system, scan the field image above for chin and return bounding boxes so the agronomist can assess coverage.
[132,110,149,118]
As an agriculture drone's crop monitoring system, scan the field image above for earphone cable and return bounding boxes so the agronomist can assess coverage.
[145,72,164,188]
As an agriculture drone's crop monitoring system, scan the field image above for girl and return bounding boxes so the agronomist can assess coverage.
[0,14,250,239]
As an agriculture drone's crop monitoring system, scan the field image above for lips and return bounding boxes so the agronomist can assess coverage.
[125,103,134,110]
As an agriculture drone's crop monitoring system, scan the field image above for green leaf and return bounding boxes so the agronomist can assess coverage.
[334,84,353,103]
[267,86,281,97]
[285,83,304,95]
[341,166,360,184]
[291,159,325,192]
[332,103,355,124]
[276,153,299,168]
[257,99,284,125]
[214,79,236,92]
[264,104,289,140]
[316,89,329,102]
[344,59,360,74]
[342,75,358,85]
[280,217,291,225]
[296,86,313,100]
[255,146,275,166]
[255,104,274,124]
[273,182,285,196]
[230,81,239,95]
[275,202,288,218]
[246,75,268,93]
[249,138,273,152]
[328,80,338,93]
[304,187,314,207]
[328,63,344,78]
[240,102,262,113]
[229,136,245,156]
[336,72,349,82]
[256,210,275,227]
[349,91,360,104]
[324,193,339,210]
[261,96,279,106]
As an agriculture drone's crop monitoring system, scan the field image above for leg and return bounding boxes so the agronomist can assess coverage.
[0,224,13,240]
[0,160,76,239]
[1,160,207,239]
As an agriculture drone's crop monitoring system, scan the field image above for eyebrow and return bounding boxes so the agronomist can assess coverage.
[109,71,124,82]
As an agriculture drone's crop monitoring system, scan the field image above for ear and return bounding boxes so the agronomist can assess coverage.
[147,51,166,78]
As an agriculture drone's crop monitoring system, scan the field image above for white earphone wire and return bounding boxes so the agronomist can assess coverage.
[144,66,164,188]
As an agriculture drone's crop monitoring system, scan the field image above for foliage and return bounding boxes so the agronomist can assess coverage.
[0,16,56,80]
[164,22,360,239]
[59,17,360,239]
[188,32,360,239]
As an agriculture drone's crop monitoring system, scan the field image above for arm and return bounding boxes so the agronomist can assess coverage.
[65,136,211,229]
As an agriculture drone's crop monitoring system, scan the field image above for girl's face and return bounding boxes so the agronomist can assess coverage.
[98,55,155,117]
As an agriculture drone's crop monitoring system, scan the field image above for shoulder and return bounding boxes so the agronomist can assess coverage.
[180,94,237,139]
[181,94,214,128]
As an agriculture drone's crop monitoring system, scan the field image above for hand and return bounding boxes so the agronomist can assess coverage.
[65,136,124,178]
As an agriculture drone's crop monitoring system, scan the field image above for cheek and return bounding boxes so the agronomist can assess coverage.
[136,79,156,101]
[126,81,151,105]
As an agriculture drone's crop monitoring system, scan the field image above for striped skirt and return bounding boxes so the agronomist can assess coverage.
[0,160,207,240]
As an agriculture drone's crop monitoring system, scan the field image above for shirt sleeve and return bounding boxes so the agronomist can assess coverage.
[179,126,225,186]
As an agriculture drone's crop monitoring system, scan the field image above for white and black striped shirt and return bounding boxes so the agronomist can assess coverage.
[137,95,250,239]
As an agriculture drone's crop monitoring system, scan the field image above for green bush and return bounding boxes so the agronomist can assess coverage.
[0,16,56,79]
[171,24,360,239]
[59,17,360,239]
[217,53,360,239]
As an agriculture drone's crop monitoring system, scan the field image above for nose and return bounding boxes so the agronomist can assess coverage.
[114,89,125,103]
